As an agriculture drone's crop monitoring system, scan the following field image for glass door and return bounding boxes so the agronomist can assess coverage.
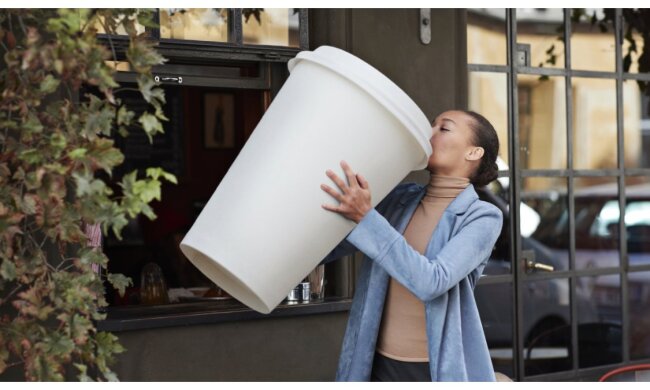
[468,8,650,381]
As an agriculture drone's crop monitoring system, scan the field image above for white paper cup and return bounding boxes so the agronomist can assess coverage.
[180,46,432,314]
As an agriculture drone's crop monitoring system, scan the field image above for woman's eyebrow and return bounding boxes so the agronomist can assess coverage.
[441,118,456,124]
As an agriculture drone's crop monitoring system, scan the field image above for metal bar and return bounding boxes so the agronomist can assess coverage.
[467,64,510,73]
[615,8,631,364]
[299,8,309,50]
[520,169,626,177]
[622,72,650,81]
[522,268,621,281]
[229,9,243,46]
[629,264,650,273]
[475,274,513,285]
[506,8,525,382]
[573,169,623,176]
[624,168,650,176]
[565,9,579,373]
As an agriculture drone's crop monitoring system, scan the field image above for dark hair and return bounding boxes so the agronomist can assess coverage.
[461,110,500,188]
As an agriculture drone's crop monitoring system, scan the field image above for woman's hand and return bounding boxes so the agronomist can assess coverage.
[320,160,372,224]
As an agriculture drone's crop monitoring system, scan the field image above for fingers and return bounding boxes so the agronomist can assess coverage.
[340,160,359,188]
[326,169,349,193]
[356,173,369,190]
[320,183,343,202]
[321,202,340,212]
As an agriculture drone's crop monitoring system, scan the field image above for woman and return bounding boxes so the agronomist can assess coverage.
[319,109,503,382]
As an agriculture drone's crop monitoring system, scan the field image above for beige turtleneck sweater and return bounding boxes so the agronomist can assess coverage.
[375,174,470,362]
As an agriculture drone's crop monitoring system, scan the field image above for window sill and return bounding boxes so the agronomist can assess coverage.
[95,297,352,332]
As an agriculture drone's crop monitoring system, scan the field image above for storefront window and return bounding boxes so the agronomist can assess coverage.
[629,270,650,360]
[159,8,229,42]
[467,9,507,66]
[518,74,567,170]
[523,278,572,376]
[522,177,569,272]
[468,72,509,168]
[517,8,565,69]
[572,78,617,170]
[577,274,622,368]
[242,8,300,47]
[571,9,615,73]
[573,176,620,270]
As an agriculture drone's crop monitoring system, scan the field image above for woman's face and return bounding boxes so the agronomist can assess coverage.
[426,110,483,177]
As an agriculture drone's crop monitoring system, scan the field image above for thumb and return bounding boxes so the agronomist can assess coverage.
[356,173,369,189]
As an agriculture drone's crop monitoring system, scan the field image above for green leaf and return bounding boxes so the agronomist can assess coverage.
[138,112,163,142]
[145,167,178,184]
[68,148,88,160]
[116,105,135,126]
[39,74,60,94]
[107,273,132,297]
[18,149,43,165]
[74,363,92,382]
[0,259,17,281]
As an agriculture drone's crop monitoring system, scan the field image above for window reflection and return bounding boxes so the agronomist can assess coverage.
[572,78,617,170]
[625,176,650,267]
[523,278,572,376]
[517,9,565,68]
[159,8,228,42]
[242,8,300,47]
[523,177,569,271]
[466,9,507,65]
[574,177,620,270]
[577,274,622,368]
[624,80,650,169]
[571,9,615,72]
[468,72,509,168]
[518,75,567,169]
[629,271,650,360]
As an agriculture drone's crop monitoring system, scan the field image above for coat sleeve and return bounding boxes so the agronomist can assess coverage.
[318,182,416,266]
[345,202,503,301]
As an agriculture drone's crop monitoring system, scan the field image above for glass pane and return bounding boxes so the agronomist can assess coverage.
[467,9,507,65]
[518,75,567,169]
[477,180,510,275]
[622,22,645,74]
[468,72,509,168]
[624,80,650,168]
[160,8,228,42]
[523,278,572,376]
[572,78,617,170]
[571,9,615,73]
[574,176,620,270]
[629,271,650,360]
[90,10,147,36]
[625,176,650,267]
[242,9,300,47]
[577,274,622,368]
[476,282,514,378]
[522,177,569,272]
[517,9,565,69]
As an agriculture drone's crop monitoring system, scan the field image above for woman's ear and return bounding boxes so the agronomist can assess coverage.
[466,146,485,162]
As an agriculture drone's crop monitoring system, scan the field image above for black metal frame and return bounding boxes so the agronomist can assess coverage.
[98,8,309,64]
[471,8,650,381]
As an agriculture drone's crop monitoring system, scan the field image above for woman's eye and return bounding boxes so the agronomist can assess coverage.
[441,128,449,132]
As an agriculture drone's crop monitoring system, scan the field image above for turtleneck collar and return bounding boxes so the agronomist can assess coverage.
[423,174,470,201]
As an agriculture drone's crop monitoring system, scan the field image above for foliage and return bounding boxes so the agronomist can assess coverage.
[541,9,650,110]
[0,9,176,381]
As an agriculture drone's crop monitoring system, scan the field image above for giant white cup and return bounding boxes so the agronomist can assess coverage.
[179,46,432,314]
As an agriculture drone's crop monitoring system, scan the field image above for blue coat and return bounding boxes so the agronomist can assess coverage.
[321,181,503,381]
